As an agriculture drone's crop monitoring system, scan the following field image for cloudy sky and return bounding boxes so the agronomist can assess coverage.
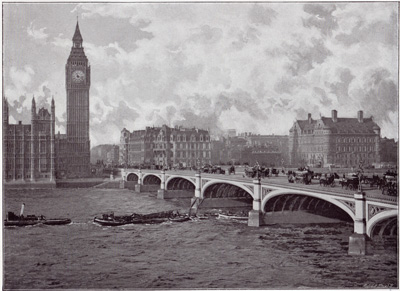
[3,2,398,146]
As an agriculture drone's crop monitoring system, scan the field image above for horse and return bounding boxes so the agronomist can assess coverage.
[320,174,335,187]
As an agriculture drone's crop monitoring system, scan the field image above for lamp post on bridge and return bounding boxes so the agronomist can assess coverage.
[249,160,262,227]
[357,160,364,193]
[349,158,368,255]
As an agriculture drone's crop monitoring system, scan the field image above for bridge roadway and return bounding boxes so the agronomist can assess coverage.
[122,168,398,255]
[133,169,397,204]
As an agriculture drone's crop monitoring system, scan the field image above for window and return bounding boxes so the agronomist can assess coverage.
[200,135,203,142]
[177,135,181,142]
[183,135,186,142]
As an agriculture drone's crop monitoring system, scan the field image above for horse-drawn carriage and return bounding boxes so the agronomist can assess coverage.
[228,165,235,175]
[319,173,339,187]
[339,174,359,190]
[244,166,268,179]
[362,174,381,187]
[287,170,313,185]
[381,175,397,196]
[244,167,260,178]
[271,168,279,177]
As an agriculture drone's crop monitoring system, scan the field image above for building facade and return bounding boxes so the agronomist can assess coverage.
[289,110,381,167]
[380,138,398,165]
[3,97,56,181]
[119,125,211,168]
[224,134,289,166]
[3,21,91,182]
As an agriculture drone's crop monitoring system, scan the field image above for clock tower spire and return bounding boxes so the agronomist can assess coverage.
[65,20,91,177]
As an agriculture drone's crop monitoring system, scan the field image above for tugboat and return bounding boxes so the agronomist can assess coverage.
[4,203,71,227]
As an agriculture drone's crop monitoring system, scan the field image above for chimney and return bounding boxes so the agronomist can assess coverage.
[332,110,337,123]
[357,110,363,123]
[308,113,312,124]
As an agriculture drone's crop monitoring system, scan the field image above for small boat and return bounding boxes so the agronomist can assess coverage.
[94,210,185,226]
[169,216,191,223]
[94,217,130,226]
[5,211,71,227]
[195,214,209,220]
[218,213,248,221]
[40,218,71,225]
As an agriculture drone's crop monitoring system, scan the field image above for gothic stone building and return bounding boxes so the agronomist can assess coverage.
[289,110,381,168]
[3,97,56,181]
[3,21,91,182]
[120,125,211,168]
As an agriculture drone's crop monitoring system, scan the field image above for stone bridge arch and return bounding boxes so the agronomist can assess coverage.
[201,180,254,199]
[261,189,355,221]
[166,176,195,190]
[366,209,397,237]
[142,174,161,185]
[126,172,138,181]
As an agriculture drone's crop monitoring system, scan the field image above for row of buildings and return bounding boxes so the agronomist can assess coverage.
[118,110,397,169]
[120,125,212,168]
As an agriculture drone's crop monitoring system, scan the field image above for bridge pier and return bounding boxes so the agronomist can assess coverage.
[134,170,144,192]
[190,173,202,213]
[248,179,263,227]
[348,190,368,255]
[157,170,166,199]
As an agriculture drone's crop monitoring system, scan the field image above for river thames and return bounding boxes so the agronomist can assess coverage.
[3,187,397,289]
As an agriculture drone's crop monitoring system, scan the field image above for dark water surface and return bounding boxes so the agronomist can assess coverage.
[3,188,397,289]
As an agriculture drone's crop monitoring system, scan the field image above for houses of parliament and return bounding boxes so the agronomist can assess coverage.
[3,21,91,182]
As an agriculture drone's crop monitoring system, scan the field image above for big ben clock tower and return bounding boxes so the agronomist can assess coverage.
[65,21,91,177]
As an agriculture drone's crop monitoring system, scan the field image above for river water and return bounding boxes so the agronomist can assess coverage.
[3,188,397,289]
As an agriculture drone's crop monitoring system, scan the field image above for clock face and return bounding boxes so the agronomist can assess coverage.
[72,70,85,83]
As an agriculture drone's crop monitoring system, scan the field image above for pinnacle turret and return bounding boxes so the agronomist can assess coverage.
[72,21,83,42]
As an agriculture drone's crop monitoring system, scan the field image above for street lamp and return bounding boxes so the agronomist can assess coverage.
[255,161,261,182]
[357,159,364,193]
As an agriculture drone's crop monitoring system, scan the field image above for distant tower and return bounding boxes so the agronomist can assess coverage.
[65,20,91,177]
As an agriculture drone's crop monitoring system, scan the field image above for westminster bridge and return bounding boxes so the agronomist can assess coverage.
[120,169,398,255]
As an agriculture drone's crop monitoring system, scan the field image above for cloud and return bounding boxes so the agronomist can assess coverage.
[328,68,355,104]
[313,87,332,107]
[283,37,332,76]
[303,3,338,36]
[27,22,48,40]
[349,68,397,127]
[6,66,35,109]
[335,12,397,47]
[248,4,277,26]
